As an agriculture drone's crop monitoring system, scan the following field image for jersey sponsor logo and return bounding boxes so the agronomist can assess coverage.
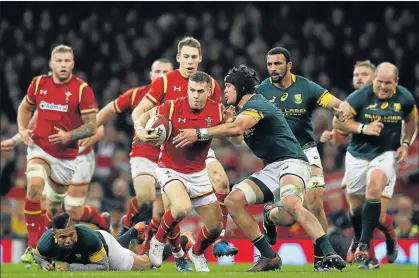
[393,103,401,112]
[39,89,48,95]
[381,102,389,110]
[280,93,288,101]
[364,113,402,123]
[268,96,277,103]
[366,104,378,110]
[294,94,302,104]
[205,117,213,127]
[178,118,186,123]
[75,254,82,260]
[173,86,181,92]
[39,101,69,112]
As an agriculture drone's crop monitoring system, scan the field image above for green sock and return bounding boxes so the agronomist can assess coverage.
[252,235,276,259]
[315,235,335,256]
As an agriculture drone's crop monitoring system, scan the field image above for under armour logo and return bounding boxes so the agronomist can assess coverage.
[178,118,186,123]
[40,90,48,95]
[173,86,181,92]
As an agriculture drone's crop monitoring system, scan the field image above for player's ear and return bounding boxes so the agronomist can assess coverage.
[287,62,292,71]
[49,60,53,70]
[176,54,180,63]
[198,55,202,63]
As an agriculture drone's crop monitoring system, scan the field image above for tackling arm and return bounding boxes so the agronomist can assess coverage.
[205,114,258,139]
[96,102,117,127]
[68,256,110,271]
[401,106,418,147]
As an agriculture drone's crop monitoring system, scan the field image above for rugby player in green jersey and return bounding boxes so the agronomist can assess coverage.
[256,47,347,271]
[173,65,346,272]
[322,60,402,270]
[333,62,418,263]
[33,212,153,271]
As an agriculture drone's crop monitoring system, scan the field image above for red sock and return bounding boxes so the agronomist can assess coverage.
[215,193,228,231]
[146,217,160,241]
[44,211,54,231]
[166,225,182,254]
[89,206,109,230]
[24,197,42,248]
[155,210,179,243]
[368,242,377,260]
[193,226,220,256]
[122,197,140,228]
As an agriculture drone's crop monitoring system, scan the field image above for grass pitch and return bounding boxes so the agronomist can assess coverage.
[1,263,418,278]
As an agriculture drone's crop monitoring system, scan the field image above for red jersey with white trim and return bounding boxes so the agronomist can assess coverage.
[113,84,160,162]
[25,75,98,159]
[157,97,224,174]
[146,69,222,106]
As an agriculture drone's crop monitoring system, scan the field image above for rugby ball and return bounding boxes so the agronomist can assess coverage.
[145,114,172,146]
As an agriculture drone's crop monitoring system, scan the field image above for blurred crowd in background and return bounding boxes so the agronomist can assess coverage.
[1,2,418,240]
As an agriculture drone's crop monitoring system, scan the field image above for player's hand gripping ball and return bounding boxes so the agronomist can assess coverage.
[145,115,172,146]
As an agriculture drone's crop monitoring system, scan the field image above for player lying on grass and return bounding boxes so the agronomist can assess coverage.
[32,212,155,271]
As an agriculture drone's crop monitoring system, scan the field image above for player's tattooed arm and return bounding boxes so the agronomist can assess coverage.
[68,256,110,271]
[70,113,97,141]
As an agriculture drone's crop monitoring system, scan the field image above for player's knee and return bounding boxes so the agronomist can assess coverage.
[207,223,223,238]
[64,195,85,211]
[279,184,304,212]
[171,204,192,220]
[281,195,303,215]
[271,204,297,227]
[225,191,246,211]
[211,173,230,194]
[47,201,63,215]
[27,185,43,200]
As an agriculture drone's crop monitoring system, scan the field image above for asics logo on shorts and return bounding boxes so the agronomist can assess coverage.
[39,101,68,112]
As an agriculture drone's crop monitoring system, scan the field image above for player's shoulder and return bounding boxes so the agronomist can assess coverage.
[165,69,181,80]
[258,78,272,89]
[245,94,269,109]
[347,84,372,100]
[73,75,89,87]
[75,224,96,235]
[294,74,312,85]
[396,85,414,100]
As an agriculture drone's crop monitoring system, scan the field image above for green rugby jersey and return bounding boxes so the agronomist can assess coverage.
[35,224,109,264]
[237,94,308,165]
[346,84,416,159]
[257,74,334,149]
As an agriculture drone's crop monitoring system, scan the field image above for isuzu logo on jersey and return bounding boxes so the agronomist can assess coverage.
[173,86,181,91]
[39,101,68,112]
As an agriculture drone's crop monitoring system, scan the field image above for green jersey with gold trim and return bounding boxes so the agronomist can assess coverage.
[257,74,334,149]
[346,84,416,159]
[35,224,109,264]
[237,94,308,165]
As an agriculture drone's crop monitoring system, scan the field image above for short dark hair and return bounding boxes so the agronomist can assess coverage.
[52,213,74,230]
[189,71,211,85]
[267,47,292,64]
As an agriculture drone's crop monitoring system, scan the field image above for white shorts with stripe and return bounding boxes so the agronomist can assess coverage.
[156,167,217,208]
[97,230,134,271]
[129,157,161,190]
[249,158,311,202]
[72,151,95,184]
[342,151,397,199]
[27,144,76,185]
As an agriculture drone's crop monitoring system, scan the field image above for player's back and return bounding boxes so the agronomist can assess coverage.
[157,97,223,173]
[27,75,98,159]
[238,94,308,165]
[146,69,222,106]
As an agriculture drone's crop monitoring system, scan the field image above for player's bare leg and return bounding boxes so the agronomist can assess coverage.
[190,202,223,272]
[225,179,281,272]
[149,182,191,268]
[65,185,110,231]
[21,159,51,263]
[355,170,386,262]
[206,159,238,257]
[121,174,156,234]
[304,166,329,271]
